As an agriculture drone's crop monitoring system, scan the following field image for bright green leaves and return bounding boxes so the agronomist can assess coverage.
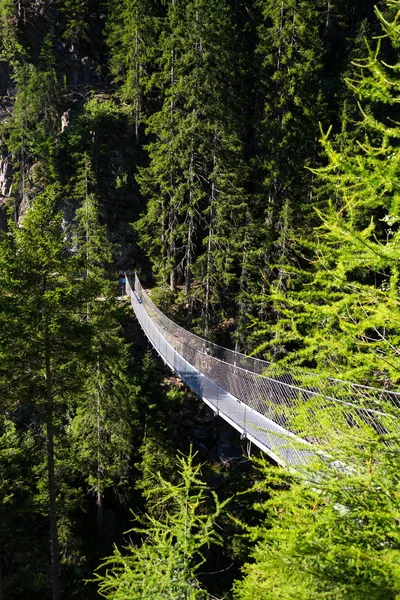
[234,430,400,600]
[304,3,400,384]
[96,451,228,600]
[249,2,400,386]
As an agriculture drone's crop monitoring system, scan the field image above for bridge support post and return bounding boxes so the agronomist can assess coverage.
[216,360,220,414]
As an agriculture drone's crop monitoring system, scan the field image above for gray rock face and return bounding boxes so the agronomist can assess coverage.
[0,157,12,199]
[0,156,12,230]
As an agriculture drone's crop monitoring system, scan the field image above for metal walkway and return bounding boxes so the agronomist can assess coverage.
[126,274,400,468]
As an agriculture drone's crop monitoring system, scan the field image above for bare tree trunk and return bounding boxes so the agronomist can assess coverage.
[185,218,192,295]
[204,139,217,336]
[0,556,3,600]
[325,0,331,30]
[170,263,177,293]
[168,46,177,293]
[235,221,249,353]
[185,139,196,295]
[96,360,103,540]
[204,207,213,338]
[277,0,285,70]
[44,318,61,600]
[134,7,140,143]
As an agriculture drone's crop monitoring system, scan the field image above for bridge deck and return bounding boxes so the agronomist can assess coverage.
[128,279,314,467]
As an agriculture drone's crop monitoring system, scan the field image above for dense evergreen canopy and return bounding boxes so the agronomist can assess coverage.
[0,0,399,598]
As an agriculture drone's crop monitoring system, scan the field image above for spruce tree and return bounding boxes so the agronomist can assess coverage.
[68,156,137,537]
[106,0,162,141]
[136,0,250,330]
[0,187,97,599]
[4,36,61,221]
[254,0,326,275]
[0,0,23,62]
[241,0,327,356]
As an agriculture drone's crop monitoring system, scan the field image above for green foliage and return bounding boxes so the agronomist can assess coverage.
[0,181,135,596]
[0,0,23,62]
[95,451,228,599]
[248,1,400,386]
[69,323,137,507]
[0,186,88,405]
[234,424,400,600]
[0,417,50,598]
[60,0,90,44]
[73,152,113,275]
[106,0,161,134]
[2,1,400,598]
[69,168,138,520]
[254,0,326,263]
[4,37,61,186]
[135,0,250,337]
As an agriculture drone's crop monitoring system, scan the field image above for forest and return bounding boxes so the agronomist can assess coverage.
[1,0,400,598]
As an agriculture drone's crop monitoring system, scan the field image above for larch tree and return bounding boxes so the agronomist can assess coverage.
[233,422,400,600]
[250,0,400,386]
[95,452,228,600]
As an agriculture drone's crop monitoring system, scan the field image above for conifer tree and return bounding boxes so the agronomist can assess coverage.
[106,0,162,141]
[0,188,78,599]
[0,186,108,598]
[96,451,227,599]
[250,0,400,386]
[233,418,400,600]
[242,0,327,355]
[254,0,326,274]
[4,36,61,220]
[0,0,23,62]
[60,0,90,46]
[0,417,49,599]
[66,153,137,537]
[136,0,250,320]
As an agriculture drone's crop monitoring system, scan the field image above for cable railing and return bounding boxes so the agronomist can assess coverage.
[127,273,400,466]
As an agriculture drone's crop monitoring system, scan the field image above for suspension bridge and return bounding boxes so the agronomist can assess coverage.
[126,274,400,468]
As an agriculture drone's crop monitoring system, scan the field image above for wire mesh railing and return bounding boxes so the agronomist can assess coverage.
[127,274,400,464]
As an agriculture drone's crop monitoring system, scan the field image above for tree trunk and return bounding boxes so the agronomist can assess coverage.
[0,555,3,600]
[235,220,249,353]
[44,318,61,600]
[96,360,103,540]
[204,140,217,336]
[170,266,177,293]
[185,218,192,295]
[134,7,140,143]
[204,202,214,338]
[186,140,195,295]
[277,0,285,70]
[168,45,177,294]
